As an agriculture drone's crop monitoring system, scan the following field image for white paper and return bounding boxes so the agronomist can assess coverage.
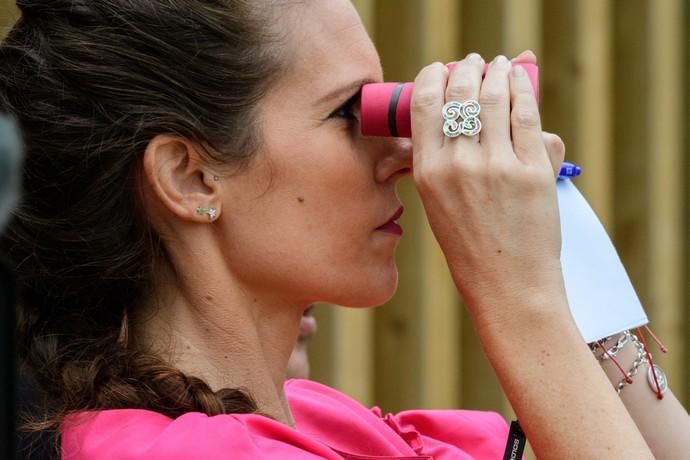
[557,179,648,343]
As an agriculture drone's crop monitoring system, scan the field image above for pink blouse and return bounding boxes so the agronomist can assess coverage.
[62,379,510,459]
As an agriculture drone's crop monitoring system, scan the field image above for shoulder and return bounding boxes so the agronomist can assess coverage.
[286,379,510,459]
[61,408,337,460]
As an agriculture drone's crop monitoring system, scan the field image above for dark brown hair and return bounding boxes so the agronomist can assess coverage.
[0,0,289,455]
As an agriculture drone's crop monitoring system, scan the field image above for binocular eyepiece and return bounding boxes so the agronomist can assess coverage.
[360,63,539,137]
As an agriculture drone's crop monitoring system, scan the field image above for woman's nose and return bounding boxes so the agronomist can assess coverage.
[374,137,413,184]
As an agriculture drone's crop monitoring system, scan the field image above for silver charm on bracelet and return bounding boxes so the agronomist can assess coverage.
[647,364,668,395]
[616,332,669,396]
[630,332,669,396]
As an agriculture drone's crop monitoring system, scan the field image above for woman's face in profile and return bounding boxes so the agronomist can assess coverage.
[214,0,411,308]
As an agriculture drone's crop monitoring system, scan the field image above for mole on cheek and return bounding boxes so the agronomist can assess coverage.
[297,197,305,203]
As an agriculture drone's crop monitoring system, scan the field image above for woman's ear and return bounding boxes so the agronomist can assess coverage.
[142,134,222,223]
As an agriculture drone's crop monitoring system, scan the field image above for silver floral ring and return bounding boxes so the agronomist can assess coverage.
[442,100,482,138]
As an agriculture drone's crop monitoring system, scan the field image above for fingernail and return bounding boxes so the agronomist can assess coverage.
[493,55,508,65]
[512,65,526,77]
[466,52,482,62]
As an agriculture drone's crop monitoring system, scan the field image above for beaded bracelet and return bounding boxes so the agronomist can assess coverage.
[589,331,630,361]
[615,333,647,393]
[589,327,669,399]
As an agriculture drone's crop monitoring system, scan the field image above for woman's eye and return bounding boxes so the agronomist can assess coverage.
[329,94,360,122]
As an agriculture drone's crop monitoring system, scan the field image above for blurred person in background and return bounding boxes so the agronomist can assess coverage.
[286,306,317,380]
[0,1,687,459]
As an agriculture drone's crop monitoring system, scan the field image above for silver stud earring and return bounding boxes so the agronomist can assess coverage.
[196,206,218,220]
[213,175,221,182]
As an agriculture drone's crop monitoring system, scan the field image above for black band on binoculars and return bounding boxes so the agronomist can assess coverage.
[388,83,404,137]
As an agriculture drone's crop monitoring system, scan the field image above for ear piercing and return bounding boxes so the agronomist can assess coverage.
[196,206,217,220]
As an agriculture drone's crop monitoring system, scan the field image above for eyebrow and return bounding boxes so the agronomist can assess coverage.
[316,78,378,105]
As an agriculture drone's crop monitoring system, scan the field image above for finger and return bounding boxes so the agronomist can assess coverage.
[446,53,484,102]
[478,55,512,151]
[510,49,537,65]
[542,131,566,177]
[509,64,546,164]
[444,53,484,144]
[411,62,448,153]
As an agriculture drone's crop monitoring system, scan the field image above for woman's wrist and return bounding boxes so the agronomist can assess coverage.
[465,285,574,340]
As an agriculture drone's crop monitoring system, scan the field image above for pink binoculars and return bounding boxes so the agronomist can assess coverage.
[360,63,539,137]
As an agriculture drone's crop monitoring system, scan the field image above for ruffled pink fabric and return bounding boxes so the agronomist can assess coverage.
[62,379,509,459]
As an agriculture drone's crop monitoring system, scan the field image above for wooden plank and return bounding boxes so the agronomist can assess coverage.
[331,308,375,406]
[371,0,464,413]
[645,0,685,397]
[416,0,462,411]
[373,181,424,413]
[502,0,542,58]
[307,305,375,407]
[417,226,461,409]
[458,309,507,411]
[541,0,579,169]
[460,0,502,57]
[308,305,336,386]
[420,0,461,63]
[684,0,690,409]
[574,0,613,227]
[612,0,651,320]
[374,0,424,80]
[372,0,426,414]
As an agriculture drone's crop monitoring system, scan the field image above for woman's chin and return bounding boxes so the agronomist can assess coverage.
[335,271,399,308]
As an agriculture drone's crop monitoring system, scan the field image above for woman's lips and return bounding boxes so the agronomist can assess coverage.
[376,206,404,235]
[376,221,403,235]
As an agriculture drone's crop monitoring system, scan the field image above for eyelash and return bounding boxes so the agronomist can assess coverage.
[330,93,360,122]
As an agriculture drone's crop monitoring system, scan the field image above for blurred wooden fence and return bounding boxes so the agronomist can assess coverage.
[1,0,688,456]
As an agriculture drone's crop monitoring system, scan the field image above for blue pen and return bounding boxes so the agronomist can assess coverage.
[558,162,581,179]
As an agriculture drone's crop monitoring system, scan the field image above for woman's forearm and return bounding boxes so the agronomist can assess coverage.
[470,298,654,459]
[596,332,690,459]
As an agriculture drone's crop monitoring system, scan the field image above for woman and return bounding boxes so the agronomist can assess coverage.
[1,0,687,459]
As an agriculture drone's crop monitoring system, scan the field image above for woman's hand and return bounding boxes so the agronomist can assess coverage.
[410,51,657,460]
[410,52,567,325]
